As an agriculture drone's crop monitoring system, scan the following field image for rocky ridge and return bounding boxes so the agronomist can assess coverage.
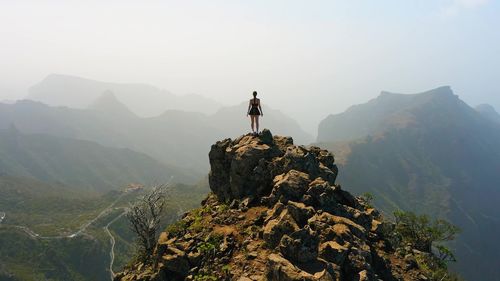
[115,130,428,281]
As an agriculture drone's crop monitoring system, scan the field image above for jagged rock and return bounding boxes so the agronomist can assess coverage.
[279,226,319,263]
[309,212,366,239]
[371,219,394,240]
[265,170,311,205]
[345,244,374,279]
[263,209,299,247]
[208,130,283,202]
[266,254,336,281]
[286,201,315,227]
[163,253,190,276]
[320,224,354,245]
[319,241,349,265]
[187,251,201,265]
[115,131,435,281]
[266,202,286,221]
[208,129,337,202]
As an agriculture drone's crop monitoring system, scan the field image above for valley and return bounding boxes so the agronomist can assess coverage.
[2,189,128,240]
[1,82,499,280]
[0,182,208,281]
[2,2,498,280]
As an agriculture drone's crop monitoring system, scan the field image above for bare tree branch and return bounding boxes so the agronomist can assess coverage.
[126,184,169,263]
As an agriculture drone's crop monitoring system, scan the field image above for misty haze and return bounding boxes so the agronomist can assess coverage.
[1,1,499,281]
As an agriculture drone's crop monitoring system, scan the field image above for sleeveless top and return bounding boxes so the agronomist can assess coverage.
[249,98,261,115]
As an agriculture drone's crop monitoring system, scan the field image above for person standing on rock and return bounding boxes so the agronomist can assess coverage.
[247,91,263,134]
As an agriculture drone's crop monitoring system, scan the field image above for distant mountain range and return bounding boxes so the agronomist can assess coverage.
[318,86,471,142]
[210,102,313,144]
[0,127,195,191]
[28,74,223,116]
[317,86,500,281]
[0,92,311,172]
[0,74,317,281]
[7,75,499,280]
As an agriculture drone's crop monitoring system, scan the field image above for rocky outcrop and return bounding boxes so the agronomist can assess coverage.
[208,129,338,202]
[115,130,428,281]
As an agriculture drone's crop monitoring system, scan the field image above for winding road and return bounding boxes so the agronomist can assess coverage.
[2,194,131,280]
[4,192,127,240]
[3,180,176,280]
[104,209,128,280]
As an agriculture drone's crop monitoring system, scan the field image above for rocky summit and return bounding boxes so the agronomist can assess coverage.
[115,130,427,281]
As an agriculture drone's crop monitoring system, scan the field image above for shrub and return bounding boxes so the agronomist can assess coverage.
[197,234,223,254]
[392,210,461,280]
[165,219,188,237]
[359,192,374,208]
[393,210,460,253]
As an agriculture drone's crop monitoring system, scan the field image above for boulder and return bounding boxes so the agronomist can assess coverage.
[279,227,319,263]
[286,201,315,227]
[266,254,335,281]
[208,131,281,201]
[319,241,349,265]
[263,209,300,247]
[208,129,338,202]
[161,246,190,277]
[115,131,434,281]
[264,170,311,205]
[308,213,366,239]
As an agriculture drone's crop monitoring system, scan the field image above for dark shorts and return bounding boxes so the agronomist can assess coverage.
[249,107,260,116]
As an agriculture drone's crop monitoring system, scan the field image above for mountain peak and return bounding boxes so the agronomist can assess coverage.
[379,86,453,99]
[318,86,465,142]
[88,90,135,117]
[476,103,500,123]
[116,130,431,280]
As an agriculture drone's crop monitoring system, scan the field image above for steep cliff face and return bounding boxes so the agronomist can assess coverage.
[115,130,430,281]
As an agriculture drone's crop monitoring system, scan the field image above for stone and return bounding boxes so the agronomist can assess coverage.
[358,270,370,281]
[308,212,366,239]
[266,202,285,222]
[266,254,335,281]
[247,252,258,259]
[187,251,201,265]
[259,128,274,145]
[115,131,436,281]
[208,130,339,203]
[265,170,311,205]
[344,244,374,279]
[162,252,190,277]
[278,227,319,263]
[319,241,349,265]
[239,197,252,210]
[286,201,315,227]
[263,209,300,248]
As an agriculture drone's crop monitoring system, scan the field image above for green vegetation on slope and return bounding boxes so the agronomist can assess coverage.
[0,128,194,191]
[318,87,500,280]
[0,174,209,281]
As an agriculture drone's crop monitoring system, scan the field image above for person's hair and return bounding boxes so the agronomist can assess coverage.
[253,91,257,97]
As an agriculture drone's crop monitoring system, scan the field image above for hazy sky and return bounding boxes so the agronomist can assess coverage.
[1,0,499,134]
